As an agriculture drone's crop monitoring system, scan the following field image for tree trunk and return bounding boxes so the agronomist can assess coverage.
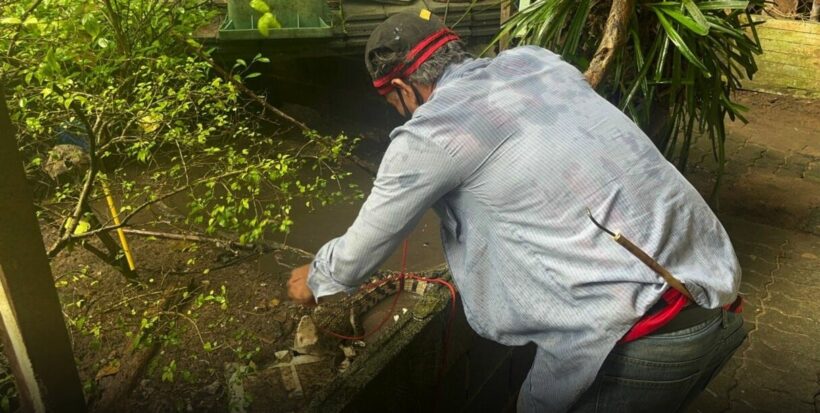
[584,0,637,89]
[812,0,820,21]
[767,0,798,17]
[499,1,513,51]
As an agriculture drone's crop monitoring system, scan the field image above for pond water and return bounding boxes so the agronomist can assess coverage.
[254,55,447,274]
[268,165,446,273]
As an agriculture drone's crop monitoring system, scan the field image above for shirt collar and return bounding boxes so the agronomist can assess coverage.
[389,57,488,139]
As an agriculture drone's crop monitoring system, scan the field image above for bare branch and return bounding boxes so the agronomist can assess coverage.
[64,167,251,242]
[121,228,315,259]
[101,0,131,56]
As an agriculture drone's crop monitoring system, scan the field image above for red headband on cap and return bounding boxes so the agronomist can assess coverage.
[372,28,460,96]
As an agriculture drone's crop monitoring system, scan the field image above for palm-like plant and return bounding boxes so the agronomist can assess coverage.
[492,0,764,203]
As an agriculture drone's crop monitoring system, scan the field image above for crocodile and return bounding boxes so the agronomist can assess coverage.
[292,266,451,357]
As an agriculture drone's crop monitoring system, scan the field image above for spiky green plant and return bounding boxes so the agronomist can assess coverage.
[493,0,764,203]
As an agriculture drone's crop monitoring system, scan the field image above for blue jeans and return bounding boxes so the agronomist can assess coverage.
[570,309,747,413]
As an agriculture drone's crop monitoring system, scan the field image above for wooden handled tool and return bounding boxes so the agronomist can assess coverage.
[586,208,694,301]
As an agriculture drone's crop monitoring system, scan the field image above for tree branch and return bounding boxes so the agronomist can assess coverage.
[184,38,308,131]
[5,0,43,58]
[101,0,131,56]
[46,89,100,257]
[584,0,636,89]
[62,167,251,244]
[121,228,315,259]
[180,35,379,178]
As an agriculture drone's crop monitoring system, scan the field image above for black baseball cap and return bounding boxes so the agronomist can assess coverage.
[365,10,460,95]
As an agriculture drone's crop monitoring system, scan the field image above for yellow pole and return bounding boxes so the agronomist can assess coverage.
[101,179,136,271]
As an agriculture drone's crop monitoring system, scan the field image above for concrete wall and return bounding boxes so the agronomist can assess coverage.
[743,16,820,98]
[341,299,536,413]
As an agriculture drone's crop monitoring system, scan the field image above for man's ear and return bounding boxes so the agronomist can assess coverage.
[390,78,416,107]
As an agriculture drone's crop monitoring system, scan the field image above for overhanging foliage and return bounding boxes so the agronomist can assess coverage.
[493,0,764,203]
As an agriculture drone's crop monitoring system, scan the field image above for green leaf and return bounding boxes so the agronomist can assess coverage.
[73,219,91,235]
[657,6,708,36]
[696,1,750,11]
[249,0,270,13]
[245,72,261,79]
[653,9,710,76]
[0,17,21,25]
[82,14,101,37]
[621,27,663,111]
[562,0,592,56]
[743,10,764,54]
[257,13,281,37]
[682,0,710,33]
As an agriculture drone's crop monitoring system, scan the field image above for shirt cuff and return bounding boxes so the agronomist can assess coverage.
[307,257,358,302]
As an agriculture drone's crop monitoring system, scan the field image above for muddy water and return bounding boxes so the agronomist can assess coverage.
[271,165,445,273]
[255,56,447,274]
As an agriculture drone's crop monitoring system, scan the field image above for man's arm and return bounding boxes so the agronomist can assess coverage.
[290,131,462,303]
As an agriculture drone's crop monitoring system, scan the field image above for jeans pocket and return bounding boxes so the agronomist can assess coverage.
[595,372,700,413]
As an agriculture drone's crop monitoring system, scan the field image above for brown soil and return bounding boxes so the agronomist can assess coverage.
[45,222,318,412]
[40,181,443,412]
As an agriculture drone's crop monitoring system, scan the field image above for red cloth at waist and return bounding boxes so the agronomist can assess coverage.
[620,289,743,344]
[620,289,688,343]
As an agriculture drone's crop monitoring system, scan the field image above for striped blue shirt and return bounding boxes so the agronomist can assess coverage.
[308,46,740,411]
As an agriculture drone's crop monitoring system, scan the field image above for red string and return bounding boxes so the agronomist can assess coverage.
[401,237,409,274]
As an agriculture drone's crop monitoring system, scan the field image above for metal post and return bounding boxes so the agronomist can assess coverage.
[0,87,87,411]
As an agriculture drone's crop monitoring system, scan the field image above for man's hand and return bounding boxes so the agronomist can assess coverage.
[287,264,316,306]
